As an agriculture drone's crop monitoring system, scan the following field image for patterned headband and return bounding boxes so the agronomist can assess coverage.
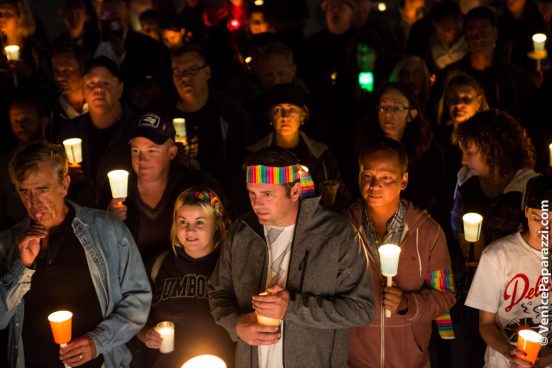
[187,191,230,225]
[246,164,315,199]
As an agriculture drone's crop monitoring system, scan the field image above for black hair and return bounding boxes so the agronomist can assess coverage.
[430,0,462,22]
[465,6,497,27]
[51,42,90,71]
[359,137,409,173]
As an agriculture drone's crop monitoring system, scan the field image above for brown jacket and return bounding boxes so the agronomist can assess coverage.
[346,199,456,368]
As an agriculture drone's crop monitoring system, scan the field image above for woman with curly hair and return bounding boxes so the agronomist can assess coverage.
[450,109,538,367]
[451,109,537,247]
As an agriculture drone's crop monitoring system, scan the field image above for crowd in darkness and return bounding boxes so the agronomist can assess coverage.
[1,0,552,367]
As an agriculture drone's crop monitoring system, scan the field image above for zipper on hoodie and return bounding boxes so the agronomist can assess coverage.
[298,249,310,293]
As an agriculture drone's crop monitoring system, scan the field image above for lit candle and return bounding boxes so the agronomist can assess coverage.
[378,244,401,318]
[516,329,542,364]
[62,138,83,166]
[533,33,547,54]
[155,321,175,354]
[173,118,187,143]
[4,45,20,61]
[462,213,483,243]
[182,355,227,368]
[549,143,552,167]
[107,170,129,199]
[256,292,281,327]
[48,310,73,368]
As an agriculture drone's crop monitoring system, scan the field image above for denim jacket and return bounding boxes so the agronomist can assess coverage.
[0,201,152,367]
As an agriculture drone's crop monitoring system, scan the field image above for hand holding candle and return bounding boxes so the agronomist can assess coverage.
[155,321,175,353]
[255,291,282,327]
[378,244,401,318]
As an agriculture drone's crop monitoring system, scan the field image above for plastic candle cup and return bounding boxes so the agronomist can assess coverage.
[4,45,20,61]
[256,291,282,327]
[48,310,72,346]
[181,354,227,368]
[516,329,542,364]
[62,138,83,166]
[155,321,175,353]
[107,170,129,199]
[378,244,401,318]
[462,213,483,243]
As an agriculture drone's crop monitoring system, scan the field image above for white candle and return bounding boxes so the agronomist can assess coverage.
[463,213,483,242]
[155,321,175,354]
[107,170,129,198]
[378,244,401,318]
[533,33,547,53]
[182,354,227,368]
[378,244,401,277]
[62,138,83,164]
[173,118,186,141]
[549,143,552,167]
[4,45,20,61]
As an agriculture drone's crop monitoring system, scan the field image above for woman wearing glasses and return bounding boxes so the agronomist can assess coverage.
[247,83,351,209]
[357,83,450,227]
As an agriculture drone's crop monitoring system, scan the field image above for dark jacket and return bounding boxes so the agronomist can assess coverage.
[208,196,374,367]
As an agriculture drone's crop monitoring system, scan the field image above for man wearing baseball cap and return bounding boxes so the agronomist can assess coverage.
[103,113,216,270]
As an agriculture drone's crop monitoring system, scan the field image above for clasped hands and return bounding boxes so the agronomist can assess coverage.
[236,285,289,346]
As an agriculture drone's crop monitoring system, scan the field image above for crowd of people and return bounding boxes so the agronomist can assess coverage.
[0,0,551,367]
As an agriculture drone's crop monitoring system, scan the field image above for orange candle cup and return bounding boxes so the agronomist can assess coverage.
[48,311,73,346]
[256,292,281,327]
[516,329,542,364]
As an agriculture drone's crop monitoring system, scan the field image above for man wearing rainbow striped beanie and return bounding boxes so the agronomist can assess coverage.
[208,146,374,368]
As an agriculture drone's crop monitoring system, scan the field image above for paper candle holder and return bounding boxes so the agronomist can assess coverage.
[378,244,401,277]
[107,170,129,198]
[62,138,83,164]
[4,45,20,61]
[173,118,187,141]
[462,212,483,243]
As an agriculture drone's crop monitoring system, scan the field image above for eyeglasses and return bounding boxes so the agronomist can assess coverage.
[173,65,207,77]
[377,105,411,113]
[446,96,476,105]
[272,106,300,116]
